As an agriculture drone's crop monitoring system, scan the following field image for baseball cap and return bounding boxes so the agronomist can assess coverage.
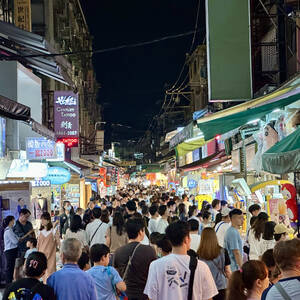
[274,224,293,235]
[221,207,231,217]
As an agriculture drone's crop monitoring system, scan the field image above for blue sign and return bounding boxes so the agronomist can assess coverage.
[26,138,56,160]
[43,167,71,185]
[192,149,200,162]
[188,179,198,189]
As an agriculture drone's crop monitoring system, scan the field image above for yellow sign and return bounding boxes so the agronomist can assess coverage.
[196,194,213,210]
[119,161,136,167]
[14,0,32,32]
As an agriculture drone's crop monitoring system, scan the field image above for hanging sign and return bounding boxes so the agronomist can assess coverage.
[43,167,71,185]
[14,0,32,32]
[26,138,56,160]
[54,91,79,139]
[188,179,198,189]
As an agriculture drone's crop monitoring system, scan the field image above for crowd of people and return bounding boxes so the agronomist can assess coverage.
[2,185,300,300]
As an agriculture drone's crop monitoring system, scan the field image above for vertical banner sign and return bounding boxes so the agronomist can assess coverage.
[54,91,79,138]
[14,0,32,32]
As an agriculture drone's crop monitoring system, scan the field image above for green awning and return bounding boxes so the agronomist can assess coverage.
[197,92,300,141]
[262,127,300,174]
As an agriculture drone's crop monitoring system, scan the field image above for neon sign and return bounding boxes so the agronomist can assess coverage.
[57,138,78,148]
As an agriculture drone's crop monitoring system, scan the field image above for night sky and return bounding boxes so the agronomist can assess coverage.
[80,1,205,143]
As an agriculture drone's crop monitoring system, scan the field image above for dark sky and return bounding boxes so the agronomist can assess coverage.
[80,1,205,143]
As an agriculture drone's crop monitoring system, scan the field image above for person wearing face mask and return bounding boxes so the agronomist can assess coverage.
[226,260,269,300]
[59,201,74,238]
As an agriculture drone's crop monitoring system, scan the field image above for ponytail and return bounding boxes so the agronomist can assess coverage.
[226,270,247,300]
[3,215,15,229]
[226,260,268,300]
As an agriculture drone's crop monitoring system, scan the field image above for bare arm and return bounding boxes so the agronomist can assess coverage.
[232,249,243,269]
[105,228,111,247]
[225,265,232,278]
[116,281,126,292]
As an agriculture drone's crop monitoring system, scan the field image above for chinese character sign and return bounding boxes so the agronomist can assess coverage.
[26,138,56,160]
[54,91,79,139]
[14,0,32,32]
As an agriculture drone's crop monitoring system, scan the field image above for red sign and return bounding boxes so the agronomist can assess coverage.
[57,138,78,148]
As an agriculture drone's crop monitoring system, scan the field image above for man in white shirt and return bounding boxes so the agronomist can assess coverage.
[215,207,231,247]
[211,199,221,223]
[148,205,159,234]
[86,207,109,246]
[144,221,218,300]
[187,219,200,252]
[156,205,169,234]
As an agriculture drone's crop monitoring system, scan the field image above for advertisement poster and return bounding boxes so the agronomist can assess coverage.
[268,198,291,226]
[0,190,30,220]
[26,137,56,160]
[54,91,79,138]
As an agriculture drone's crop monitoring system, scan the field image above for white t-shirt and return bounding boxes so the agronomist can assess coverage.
[190,233,201,252]
[148,218,158,234]
[86,219,109,246]
[215,221,231,248]
[144,254,218,300]
[248,229,262,260]
[259,239,276,257]
[156,219,169,234]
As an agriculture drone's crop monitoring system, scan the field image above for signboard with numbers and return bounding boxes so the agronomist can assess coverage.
[26,138,56,160]
[54,91,79,139]
[14,0,32,32]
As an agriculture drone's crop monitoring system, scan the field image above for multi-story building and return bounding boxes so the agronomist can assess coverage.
[0,0,102,156]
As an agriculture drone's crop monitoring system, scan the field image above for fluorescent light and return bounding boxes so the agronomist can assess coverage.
[247,119,260,125]
[272,109,280,113]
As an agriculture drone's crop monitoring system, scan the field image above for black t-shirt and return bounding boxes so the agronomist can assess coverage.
[13,221,33,253]
[114,241,156,299]
[3,278,56,300]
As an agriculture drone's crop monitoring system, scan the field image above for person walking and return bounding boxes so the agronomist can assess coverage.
[148,205,159,234]
[113,218,156,300]
[224,209,244,272]
[87,244,126,300]
[65,214,88,251]
[86,207,109,246]
[3,216,19,284]
[59,201,74,238]
[214,207,231,248]
[3,252,56,300]
[156,205,169,234]
[226,260,269,300]
[106,211,128,253]
[248,212,269,260]
[197,228,231,300]
[262,239,300,299]
[47,238,97,300]
[258,221,276,258]
[144,221,218,300]
[13,208,34,280]
[37,212,60,282]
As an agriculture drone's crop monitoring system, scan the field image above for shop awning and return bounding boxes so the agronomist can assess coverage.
[48,161,82,175]
[0,21,74,87]
[197,90,300,141]
[0,94,30,121]
[175,136,206,157]
[262,127,300,174]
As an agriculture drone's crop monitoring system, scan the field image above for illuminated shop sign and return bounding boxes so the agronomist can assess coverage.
[26,137,56,160]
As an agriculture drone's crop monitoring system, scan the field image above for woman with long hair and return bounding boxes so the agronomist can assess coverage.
[248,212,269,260]
[37,212,59,282]
[226,260,269,300]
[106,211,128,253]
[65,214,88,251]
[178,203,187,222]
[258,221,276,258]
[197,228,231,300]
[100,209,110,224]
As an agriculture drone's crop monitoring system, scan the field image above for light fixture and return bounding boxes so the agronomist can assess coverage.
[272,108,280,113]
[247,119,260,125]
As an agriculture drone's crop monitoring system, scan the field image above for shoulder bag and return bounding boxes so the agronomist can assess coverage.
[89,222,103,245]
[274,282,292,300]
[122,243,141,280]
[188,255,198,300]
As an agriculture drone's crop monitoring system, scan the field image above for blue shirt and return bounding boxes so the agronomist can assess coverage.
[87,266,122,300]
[4,227,19,251]
[24,248,37,259]
[224,226,243,271]
[47,264,97,300]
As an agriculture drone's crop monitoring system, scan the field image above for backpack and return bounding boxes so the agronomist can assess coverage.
[7,283,43,300]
